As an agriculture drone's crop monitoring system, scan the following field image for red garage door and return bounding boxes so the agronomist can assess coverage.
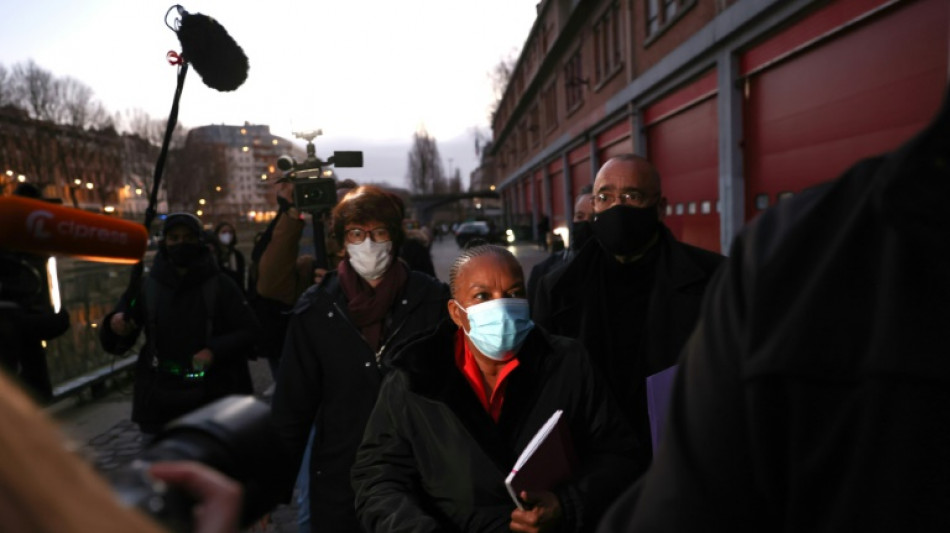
[742,0,949,219]
[645,71,720,253]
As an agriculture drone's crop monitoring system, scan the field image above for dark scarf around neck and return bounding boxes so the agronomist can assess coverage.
[338,258,410,351]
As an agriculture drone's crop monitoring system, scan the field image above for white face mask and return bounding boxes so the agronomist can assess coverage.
[218,232,233,246]
[346,239,393,280]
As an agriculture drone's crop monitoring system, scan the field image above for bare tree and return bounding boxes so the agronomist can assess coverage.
[0,64,12,107]
[448,167,462,194]
[164,134,227,213]
[487,51,517,121]
[12,60,60,122]
[406,126,445,195]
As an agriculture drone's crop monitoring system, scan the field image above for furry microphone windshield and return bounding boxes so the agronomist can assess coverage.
[176,10,249,92]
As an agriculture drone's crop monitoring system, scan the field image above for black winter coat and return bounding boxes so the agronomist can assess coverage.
[352,321,639,533]
[0,251,69,403]
[100,249,259,432]
[533,225,723,467]
[271,269,449,533]
[599,88,950,532]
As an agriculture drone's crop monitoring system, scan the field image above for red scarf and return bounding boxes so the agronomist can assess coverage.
[337,258,409,351]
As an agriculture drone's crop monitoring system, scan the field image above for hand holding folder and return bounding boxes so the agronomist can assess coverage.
[505,410,577,510]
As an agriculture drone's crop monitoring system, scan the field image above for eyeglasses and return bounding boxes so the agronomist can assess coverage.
[593,191,656,208]
[344,227,391,244]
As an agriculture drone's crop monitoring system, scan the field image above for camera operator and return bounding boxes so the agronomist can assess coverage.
[0,183,70,404]
[251,178,348,378]
[0,367,242,533]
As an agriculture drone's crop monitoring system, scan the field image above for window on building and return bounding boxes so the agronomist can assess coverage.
[543,80,558,133]
[593,2,623,85]
[646,0,660,36]
[528,104,540,147]
[645,0,695,40]
[563,50,584,112]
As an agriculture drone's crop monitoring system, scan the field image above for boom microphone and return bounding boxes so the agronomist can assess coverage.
[174,7,249,92]
[0,197,148,264]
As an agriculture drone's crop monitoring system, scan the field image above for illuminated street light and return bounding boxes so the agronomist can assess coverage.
[261,173,267,180]
[490,185,496,191]
[135,188,143,195]
[196,209,204,216]
[85,182,94,190]
[5,170,12,176]
[17,175,26,182]
[198,198,206,205]
[73,178,82,185]
[103,206,115,213]
[215,186,222,192]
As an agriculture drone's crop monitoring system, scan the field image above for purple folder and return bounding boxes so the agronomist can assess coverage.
[646,364,679,452]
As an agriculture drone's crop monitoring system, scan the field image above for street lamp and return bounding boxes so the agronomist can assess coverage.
[199,198,206,205]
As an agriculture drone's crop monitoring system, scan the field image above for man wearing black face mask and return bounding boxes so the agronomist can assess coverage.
[101,212,260,434]
[526,189,594,311]
[533,154,724,472]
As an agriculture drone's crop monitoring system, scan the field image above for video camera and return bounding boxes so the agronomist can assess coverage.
[109,395,291,532]
[277,129,363,214]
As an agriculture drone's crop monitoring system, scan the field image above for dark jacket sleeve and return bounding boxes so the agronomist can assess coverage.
[554,337,641,532]
[16,308,70,341]
[531,268,557,332]
[206,275,261,361]
[270,307,324,502]
[598,238,758,532]
[352,372,458,533]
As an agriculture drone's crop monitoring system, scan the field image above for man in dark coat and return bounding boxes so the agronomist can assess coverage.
[100,212,259,434]
[599,86,950,532]
[533,154,724,470]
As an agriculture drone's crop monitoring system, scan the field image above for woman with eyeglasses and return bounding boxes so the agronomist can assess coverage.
[271,185,450,533]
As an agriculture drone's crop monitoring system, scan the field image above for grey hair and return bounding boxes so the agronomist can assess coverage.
[448,244,521,298]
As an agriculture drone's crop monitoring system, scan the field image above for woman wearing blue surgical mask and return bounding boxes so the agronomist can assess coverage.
[352,245,639,533]
[271,185,450,533]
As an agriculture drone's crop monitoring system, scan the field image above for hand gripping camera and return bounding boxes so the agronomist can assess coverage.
[109,395,294,532]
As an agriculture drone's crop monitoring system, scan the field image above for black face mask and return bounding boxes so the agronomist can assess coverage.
[166,242,205,268]
[571,221,594,251]
[592,204,659,256]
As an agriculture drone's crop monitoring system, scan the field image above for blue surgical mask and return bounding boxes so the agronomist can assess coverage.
[454,298,534,361]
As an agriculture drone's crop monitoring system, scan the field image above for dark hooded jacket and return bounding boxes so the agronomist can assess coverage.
[352,320,640,533]
[271,268,449,533]
[599,86,950,532]
[100,246,258,432]
[532,224,723,468]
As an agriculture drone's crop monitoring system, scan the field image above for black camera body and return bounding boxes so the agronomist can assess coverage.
[109,395,293,532]
[277,130,363,214]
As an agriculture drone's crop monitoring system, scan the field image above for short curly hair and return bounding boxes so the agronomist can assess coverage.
[330,186,405,250]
